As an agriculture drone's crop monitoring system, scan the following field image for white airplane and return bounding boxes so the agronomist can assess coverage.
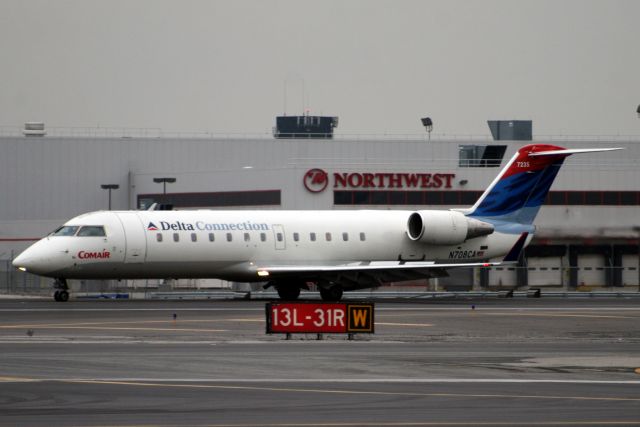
[13,144,620,302]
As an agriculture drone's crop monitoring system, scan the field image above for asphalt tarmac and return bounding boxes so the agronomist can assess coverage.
[1,297,640,426]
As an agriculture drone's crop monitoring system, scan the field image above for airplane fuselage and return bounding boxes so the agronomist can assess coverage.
[17,209,520,282]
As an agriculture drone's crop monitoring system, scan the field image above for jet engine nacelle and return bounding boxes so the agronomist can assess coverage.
[406,210,494,245]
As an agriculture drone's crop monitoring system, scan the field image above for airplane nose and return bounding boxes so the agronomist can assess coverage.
[12,244,56,275]
[12,239,75,276]
[12,251,36,272]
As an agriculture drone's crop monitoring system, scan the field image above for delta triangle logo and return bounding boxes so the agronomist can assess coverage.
[147,222,158,231]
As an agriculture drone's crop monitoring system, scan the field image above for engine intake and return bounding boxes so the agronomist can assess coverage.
[406,210,494,245]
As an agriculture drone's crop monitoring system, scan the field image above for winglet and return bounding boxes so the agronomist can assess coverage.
[503,232,529,262]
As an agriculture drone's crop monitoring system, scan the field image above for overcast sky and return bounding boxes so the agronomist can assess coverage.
[1,0,638,137]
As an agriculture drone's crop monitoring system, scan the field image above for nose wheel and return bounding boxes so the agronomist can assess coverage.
[53,278,69,302]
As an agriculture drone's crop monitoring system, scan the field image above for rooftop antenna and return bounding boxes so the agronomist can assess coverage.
[283,80,287,116]
[302,78,305,113]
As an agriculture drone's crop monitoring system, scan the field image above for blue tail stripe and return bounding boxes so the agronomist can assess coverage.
[523,162,564,208]
[469,158,565,224]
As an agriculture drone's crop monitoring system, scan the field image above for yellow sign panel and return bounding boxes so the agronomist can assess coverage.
[347,304,374,333]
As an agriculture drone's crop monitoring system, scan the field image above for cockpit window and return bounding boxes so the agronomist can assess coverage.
[52,226,80,236]
[77,226,106,237]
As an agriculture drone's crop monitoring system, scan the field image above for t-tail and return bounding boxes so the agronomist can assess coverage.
[466,144,622,226]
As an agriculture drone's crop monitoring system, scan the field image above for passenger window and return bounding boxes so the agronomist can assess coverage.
[226,233,233,242]
[173,233,179,242]
[293,232,299,242]
[310,232,316,242]
[209,233,215,242]
[276,233,283,242]
[342,232,349,242]
[244,233,250,242]
[191,233,197,242]
[52,226,79,236]
[260,233,267,242]
[156,233,163,242]
[325,232,332,242]
[360,232,366,241]
[77,226,106,237]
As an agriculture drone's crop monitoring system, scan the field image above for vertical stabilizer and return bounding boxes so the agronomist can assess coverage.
[466,144,621,225]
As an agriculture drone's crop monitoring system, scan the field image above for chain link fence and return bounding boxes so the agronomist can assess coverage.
[0,258,232,296]
[0,260,50,294]
[0,260,131,295]
[1,257,638,297]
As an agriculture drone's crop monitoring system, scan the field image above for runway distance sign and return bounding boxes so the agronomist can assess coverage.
[266,302,374,334]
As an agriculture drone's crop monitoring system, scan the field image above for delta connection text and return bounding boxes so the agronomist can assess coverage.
[152,220,270,232]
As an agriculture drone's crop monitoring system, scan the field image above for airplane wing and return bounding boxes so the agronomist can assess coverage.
[253,260,504,289]
[253,232,527,289]
[257,260,498,275]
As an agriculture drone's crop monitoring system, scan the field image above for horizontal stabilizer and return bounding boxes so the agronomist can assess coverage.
[528,147,623,157]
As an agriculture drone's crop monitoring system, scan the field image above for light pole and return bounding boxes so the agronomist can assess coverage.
[100,184,119,210]
[634,226,640,291]
[421,117,433,140]
[153,177,176,203]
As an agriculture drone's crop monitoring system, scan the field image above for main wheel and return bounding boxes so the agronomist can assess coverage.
[58,290,69,302]
[277,286,301,300]
[319,285,343,302]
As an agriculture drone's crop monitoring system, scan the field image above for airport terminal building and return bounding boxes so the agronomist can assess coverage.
[1,119,639,293]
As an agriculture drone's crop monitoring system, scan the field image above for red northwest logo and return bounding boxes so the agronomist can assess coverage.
[304,168,456,193]
[304,169,329,193]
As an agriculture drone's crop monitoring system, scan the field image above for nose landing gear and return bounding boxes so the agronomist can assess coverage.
[53,278,69,302]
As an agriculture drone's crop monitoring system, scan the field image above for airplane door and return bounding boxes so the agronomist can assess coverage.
[116,212,147,263]
[272,224,286,250]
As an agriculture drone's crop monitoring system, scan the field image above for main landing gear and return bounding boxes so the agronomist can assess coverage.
[53,278,69,302]
[319,285,343,302]
[269,280,345,301]
[271,281,345,301]
[276,286,301,301]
